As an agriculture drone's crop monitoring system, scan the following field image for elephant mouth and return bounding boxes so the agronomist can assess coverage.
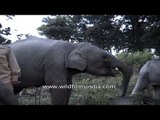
[110,68,120,76]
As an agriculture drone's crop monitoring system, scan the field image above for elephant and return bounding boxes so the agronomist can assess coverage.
[132,58,160,99]
[9,37,132,105]
[0,80,18,105]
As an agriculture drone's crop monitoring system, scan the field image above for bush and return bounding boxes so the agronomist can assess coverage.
[117,50,155,73]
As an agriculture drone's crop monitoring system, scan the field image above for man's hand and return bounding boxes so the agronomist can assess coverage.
[11,75,21,85]
[11,80,21,85]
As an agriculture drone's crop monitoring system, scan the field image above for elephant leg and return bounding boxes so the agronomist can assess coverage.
[49,79,73,105]
[132,72,149,95]
[0,82,18,105]
[49,86,69,105]
[66,77,72,104]
[152,85,160,99]
[45,71,71,105]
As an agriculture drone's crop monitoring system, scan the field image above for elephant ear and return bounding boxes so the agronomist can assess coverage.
[65,49,87,71]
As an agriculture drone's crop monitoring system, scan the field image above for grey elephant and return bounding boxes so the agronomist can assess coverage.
[0,80,18,105]
[132,58,160,99]
[9,37,132,105]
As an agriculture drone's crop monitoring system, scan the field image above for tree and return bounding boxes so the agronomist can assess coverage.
[115,15,160,55]
[38,15,117,51]
[0,15,14,44]
[38,15,76,42]
[78,15,119,51]
[0,23,11,44]
[38,15,160,55]
[117,50,155,73]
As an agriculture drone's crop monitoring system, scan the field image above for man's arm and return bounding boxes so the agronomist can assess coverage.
[7,47,21,83]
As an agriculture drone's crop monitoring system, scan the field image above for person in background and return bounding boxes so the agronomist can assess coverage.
[0,44,21,92]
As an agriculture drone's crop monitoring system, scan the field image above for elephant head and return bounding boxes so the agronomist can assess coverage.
[65,43,132,96]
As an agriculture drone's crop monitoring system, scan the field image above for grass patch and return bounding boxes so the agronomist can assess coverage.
[16,73,154,105]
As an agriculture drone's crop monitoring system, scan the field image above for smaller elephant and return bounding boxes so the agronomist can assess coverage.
[132,58,160,99]
[10,38,133,105]
[0,80,18,105]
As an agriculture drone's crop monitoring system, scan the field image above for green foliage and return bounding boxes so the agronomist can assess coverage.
[17,73,156,105]
[17,74,123,105]
[38,15,76,42]
[113,15,160,55]
[38,15,118,50]
[77,15,117,50]
[117,51,155,71]
[38,15,160,55]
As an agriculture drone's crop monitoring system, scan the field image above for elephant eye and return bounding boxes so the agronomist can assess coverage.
[102,55,107,59]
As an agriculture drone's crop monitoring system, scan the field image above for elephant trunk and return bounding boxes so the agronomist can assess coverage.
[112,56,133,96]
